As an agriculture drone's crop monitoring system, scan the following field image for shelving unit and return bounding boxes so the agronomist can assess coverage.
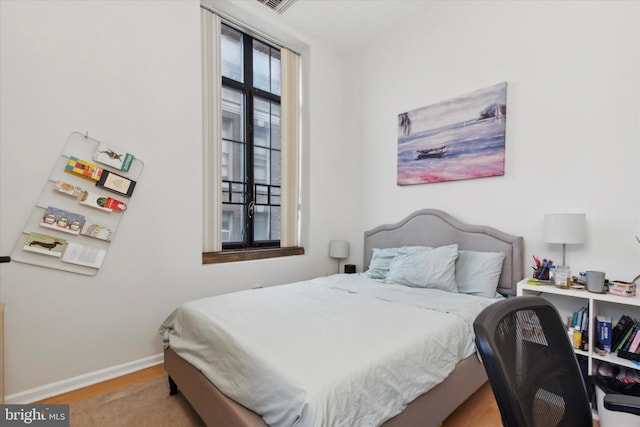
[10,132,143,275]
[518,278,640,375]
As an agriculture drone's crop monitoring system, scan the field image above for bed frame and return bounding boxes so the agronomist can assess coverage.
[164,209,524,426]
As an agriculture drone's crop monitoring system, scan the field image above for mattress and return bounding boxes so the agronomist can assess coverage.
[159,273,499,427]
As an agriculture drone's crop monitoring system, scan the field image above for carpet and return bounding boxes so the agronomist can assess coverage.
[69,376,206,426]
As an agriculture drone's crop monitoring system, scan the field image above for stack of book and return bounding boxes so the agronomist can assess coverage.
[569,306,589,351]
[609,315,640,361]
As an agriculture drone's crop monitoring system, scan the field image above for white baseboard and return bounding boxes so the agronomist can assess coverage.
[5,353,164,404]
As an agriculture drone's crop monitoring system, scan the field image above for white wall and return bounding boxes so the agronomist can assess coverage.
[347,0,640,280]
[0,0,360,400]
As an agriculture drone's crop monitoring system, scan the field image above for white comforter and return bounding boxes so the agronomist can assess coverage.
[159,274,498,427]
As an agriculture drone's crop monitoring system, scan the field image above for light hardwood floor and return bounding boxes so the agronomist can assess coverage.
[35,365,167,405]
[35,367,598,427]
[36,365,501,425]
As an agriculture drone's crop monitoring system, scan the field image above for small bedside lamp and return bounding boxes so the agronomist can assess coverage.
[543,213,587,267]
[329,240,349,274]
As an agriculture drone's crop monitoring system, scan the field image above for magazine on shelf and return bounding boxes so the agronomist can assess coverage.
[93,141,134,172]
[54,180,84,198]
[79,190,127,212]
[95,170,136,197]
[40,206,85,235]
[23,232,67,257]
[61,242,106,268]
[80,219,114,241]
[65,157,103,181]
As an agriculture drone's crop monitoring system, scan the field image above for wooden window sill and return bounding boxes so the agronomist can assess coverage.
[203,246,305,264]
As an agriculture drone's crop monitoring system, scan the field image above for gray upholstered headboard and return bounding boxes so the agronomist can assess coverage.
[363,209,524,296]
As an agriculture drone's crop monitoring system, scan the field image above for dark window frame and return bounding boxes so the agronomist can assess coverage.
[221,25,282,250]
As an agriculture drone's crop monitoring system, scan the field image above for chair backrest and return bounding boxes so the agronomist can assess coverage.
[473,296,592,427]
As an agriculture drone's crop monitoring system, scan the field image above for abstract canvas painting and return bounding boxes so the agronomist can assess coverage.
[397,82,507,185]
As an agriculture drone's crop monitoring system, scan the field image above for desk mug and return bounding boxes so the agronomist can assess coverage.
[586,270,606,293]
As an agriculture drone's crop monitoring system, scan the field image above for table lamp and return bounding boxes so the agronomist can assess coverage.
[543,213,587,267]
[329,240,349,274]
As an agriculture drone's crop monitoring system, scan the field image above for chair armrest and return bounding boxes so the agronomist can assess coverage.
[604,393,640,416]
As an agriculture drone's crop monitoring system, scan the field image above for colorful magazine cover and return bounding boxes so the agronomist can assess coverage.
[40,206,85,235]
[93,141,134,172]
[65,157,104,181]
[23,232,67,257]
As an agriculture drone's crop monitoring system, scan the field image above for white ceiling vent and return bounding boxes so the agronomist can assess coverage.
[256,0,298,14]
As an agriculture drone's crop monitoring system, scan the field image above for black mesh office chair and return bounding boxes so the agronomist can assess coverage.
[473,296,640,427]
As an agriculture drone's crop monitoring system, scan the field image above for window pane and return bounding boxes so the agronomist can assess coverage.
[253,98,270,149]
[271,103,281,150]
[254,99,280,150]
[253,41,280,96]
[271,151,281,187]
[271,187,281,206]
[254,184,268,205]
[253,206,280,241]
[222,87,245,187]
[253,207,269,241]
[231,182,245,203]
[253,40,270,93]
[221,26,243,83]
[271,206,281,240]
[271,49,281,96]
[222,88,244,143]
[254,146,269,184]
[222,205,244,243]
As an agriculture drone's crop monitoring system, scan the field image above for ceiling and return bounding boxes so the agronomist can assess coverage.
[226,0,436,54]
[280,0,434,53]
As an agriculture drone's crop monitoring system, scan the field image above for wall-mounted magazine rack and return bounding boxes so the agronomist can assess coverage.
[10,132,143,275]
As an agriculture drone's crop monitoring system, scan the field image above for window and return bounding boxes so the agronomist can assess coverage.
[201,9,302,263]
[220,25,281,248]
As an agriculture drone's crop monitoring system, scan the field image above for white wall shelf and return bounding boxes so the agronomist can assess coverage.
[517,278,640,375]
[10,132,143,275]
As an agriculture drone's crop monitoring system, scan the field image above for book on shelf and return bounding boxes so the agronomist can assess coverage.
[65,157,103,181]
[628,325,640,353]
[61,242,106,268]
[93,141,134,172]
[571,306,588,330]
[611,314,635,352]
[622,323,640,352]
[23,232,67,257]
[616,320,638,353]
[597,315,612,353]
[40,206,85,235]
[95,170,136,197]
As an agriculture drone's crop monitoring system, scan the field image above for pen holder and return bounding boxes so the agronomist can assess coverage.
[533,267,549,280]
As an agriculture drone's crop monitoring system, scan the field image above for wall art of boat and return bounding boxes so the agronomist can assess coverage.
[416,146,446,160]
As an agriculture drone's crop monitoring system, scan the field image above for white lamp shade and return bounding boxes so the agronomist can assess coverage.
[329,240,349,259]
[543,214,587,244]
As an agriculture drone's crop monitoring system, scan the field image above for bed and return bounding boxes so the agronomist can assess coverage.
[160,209,524,427]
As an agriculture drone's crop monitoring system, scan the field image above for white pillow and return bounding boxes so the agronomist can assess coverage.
[386,244,459,292]
[365,246,430,280]
[455,250,505,298]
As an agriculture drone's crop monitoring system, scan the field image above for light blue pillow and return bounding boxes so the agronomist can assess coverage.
[386,244,459,292]
[366,246,430,280]
[455,250,505,298]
